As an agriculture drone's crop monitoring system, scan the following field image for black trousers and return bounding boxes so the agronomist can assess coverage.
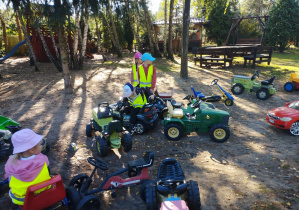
[129,107,141,124]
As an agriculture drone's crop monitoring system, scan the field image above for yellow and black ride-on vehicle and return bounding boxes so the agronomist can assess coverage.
[86,102,132,157]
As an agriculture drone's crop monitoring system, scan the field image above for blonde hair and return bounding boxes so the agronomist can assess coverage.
[11,153,22,164]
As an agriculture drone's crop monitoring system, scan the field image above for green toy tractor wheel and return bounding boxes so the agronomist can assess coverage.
[256,89,270,100]
[164,123,183,141]
[121,133,132,152]
[96,136,108,157]
[224,99,233,106]
[231,83,244,95]
[187,180,201,210]
[209,124,230,143]
[86,124,92,137]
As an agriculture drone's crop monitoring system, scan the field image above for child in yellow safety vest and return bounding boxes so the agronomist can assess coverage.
[4,129,51,205]
[131,52,143,86]
[122,83,154,134]
[137,53,157,94]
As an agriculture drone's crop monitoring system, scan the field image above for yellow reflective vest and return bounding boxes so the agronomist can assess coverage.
[139,65,153,88]
[132,65,138,86]
[129,93,147,108]
[9,163,51,205]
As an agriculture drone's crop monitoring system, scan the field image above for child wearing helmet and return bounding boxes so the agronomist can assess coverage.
[4,129,50,205]
[131,52,143,86]
[122,83,154,134]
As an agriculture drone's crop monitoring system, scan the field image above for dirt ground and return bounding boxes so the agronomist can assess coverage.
[0,54,298,210]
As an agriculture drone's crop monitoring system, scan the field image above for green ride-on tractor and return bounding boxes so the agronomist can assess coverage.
[86,102,132,157]
[231,70,276,100]
[163,99,230,143]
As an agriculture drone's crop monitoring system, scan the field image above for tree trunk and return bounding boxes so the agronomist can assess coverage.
[49,26,60,62]
[0,13,8,54]
[15,13,24,55]
[36,26,62,71]
[134,0,141,51]
[79,1,89,68]
[124,0,141,51]
[58,25,73,94]
[95,17,107,62]
[167,0,174,60]
[107,0,122,57]
[73,3,80,60]
[180,0,191,79]
[102,12,118,54]
[16,10,39,71]
[163,0,168,57]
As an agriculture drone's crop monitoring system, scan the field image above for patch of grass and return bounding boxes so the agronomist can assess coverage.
[281,164,290,170]
[259,185,273,194]
[252,200,281,210]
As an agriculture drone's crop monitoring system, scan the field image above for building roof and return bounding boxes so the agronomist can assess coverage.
[153,17,209,25]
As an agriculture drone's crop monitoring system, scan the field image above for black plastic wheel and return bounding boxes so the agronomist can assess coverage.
[135,121,146,134]
[145,185,158,210]
[256,89,270,100]
[231,83,244,95]
[96,136,108,157]
[284,82,295,92]
[224,99,234,106]
[121,133,132,152]
[76,195,101,210]
[187,180,201,210]
[69,174,89,191]
[65,186,81,210]
[209,124,230,143]
[86,124,92,137]
[140,179,156,202]
[164,123,184,141]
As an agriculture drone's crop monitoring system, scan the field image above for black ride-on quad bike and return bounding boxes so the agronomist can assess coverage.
[110,98,159,134]
[66,151,155,210]
[140,158,201,210]
[86,102,132,157]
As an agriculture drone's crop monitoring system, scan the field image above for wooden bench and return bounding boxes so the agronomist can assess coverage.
[236,38,261,45]
[194,48,233,69]
[243,46,272,68]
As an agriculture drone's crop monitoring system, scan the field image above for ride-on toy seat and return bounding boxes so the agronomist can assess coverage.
[261,76,275,85]
[105,120,123,135]
[155,86,174,99]
[166,101,183,118]
[157,158,187,196]
[20,175,66,210]
[290,73,299,83]
[127,151,154,176]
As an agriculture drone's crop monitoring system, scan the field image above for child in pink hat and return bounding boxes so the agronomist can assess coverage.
[4,129,50,205]
[131,52,143,86]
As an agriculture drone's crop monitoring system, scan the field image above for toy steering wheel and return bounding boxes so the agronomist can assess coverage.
[251,70,260,80]
[191,99,201,108]
[210,79,219,86]
[88,157,109,170]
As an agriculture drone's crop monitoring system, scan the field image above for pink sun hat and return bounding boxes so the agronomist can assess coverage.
[134,52,142,59]
[12,129,43,154]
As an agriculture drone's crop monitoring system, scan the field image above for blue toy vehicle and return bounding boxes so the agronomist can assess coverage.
[191,79,234,106]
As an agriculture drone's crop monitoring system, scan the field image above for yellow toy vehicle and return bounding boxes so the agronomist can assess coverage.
[284,73,299,92]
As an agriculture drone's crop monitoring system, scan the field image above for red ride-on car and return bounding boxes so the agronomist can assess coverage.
[266,101,299,136]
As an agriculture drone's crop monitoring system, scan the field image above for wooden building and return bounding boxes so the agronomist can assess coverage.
[152,17,209,52]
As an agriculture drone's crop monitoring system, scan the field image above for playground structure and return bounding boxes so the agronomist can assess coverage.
[224,16,270,46]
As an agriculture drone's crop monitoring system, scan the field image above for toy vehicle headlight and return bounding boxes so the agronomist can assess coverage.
[280,117,292,122]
